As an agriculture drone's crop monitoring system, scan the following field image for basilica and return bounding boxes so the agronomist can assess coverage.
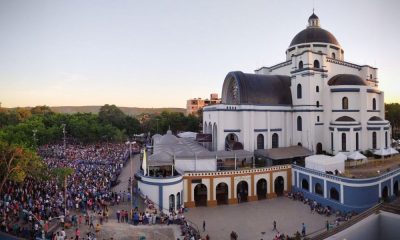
[203,12,390,156]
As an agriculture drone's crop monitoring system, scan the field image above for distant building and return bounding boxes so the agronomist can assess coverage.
[186,93,221,115]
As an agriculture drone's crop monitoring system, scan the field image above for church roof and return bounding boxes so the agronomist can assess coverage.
[290,27,339,47]
[222,71,292,105]
[368,116,383,121]
[328,74,368,86]
[336,116,356,122]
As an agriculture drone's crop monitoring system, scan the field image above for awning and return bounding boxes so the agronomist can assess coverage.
[255,146,313,160]
[374,148,391,156]
[347,151,367,160]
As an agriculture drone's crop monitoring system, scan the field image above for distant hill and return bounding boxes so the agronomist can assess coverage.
[49,106,186,116]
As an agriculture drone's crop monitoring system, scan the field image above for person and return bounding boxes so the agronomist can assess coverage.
[203,220,206,232]
[326,220,329,231]
[75,228,80,240]
[273,220,276,231]
[301,223,306,236]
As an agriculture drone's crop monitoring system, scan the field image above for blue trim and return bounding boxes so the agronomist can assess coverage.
[331,88,360,92]
[367,110,380,112]
[354,127,362,131]
[329,127,334,131]
[384,127,390,130]
[139,178,183,187]
[367,89,381,94]
[367,127,381,130]
[332,109,360,112]
[337,128,350,132]
[224,129,241,133]
[270,128,282,132]
[203,108,323,113]
[254,129,268,132]
[330,123,360,126]
[159,186,163,211]
[315,123,324,126]
[367,122,387,125]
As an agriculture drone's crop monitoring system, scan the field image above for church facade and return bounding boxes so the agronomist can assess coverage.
[203,13,390,155]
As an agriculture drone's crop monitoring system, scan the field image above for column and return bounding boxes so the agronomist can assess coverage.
[297,171,300,188]
[340,184,344,204]
[323,179,327,198]
[391,178,394,196]
[228,176,237,204]
[379,182,382,198]
[309,176,313,193]
[287,169,292,193]
[208,177,217,206]
[186,179,195,208]
[268,172,277,198]
[249,173,257,201]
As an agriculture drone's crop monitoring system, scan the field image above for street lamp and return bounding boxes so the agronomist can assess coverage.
[125,140,136,209]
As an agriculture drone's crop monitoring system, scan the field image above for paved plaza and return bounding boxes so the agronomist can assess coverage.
[185,197,336,240]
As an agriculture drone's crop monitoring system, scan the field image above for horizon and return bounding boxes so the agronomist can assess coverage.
[1,0,399,108]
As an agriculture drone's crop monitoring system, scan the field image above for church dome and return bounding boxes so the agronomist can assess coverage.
[289,13,340,47]
[328,74,368,86]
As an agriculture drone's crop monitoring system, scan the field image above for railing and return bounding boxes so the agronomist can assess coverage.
[184,164,291,177]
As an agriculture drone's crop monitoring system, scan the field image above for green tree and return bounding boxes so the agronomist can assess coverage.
[99,104,127,129]
[0,141,44,194]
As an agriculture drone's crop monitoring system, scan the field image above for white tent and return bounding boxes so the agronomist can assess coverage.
[374,148,391,156]
[387,148,399,155]
[334,152,347,161]
[347,151,367,160]
[177,132,198,139]
[305,154,345,173]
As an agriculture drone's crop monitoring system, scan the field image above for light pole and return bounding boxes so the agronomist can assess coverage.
[125,140,136,209]
[32,129,38,148]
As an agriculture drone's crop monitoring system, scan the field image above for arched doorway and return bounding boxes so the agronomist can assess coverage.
[315,183,323,196]
[176,192,181,210]
[237,181,248,203]
[194,184,208,207]
[216,182,229,205]
[272,133,279,148]
[274,176,284,196]
[169,194,175,212]
[225,133,238,151]
[330,187,339,201]
[316,143,323,154]
[302,179,309,191]
[394,181,399,197]
[257,134,264,149]
[382,186,389,201]
[256,179,267,200]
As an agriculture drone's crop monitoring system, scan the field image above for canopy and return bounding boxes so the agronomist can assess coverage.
[177,132,197,139]
[305,154,345,173]
[374,148,391,156]
[347,151,367,160]
[334,152,347,161]
[387,148,399,155]
[255,146,313,160]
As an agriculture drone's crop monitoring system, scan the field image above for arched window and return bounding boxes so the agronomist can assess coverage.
[330,187,340,201]
[272,133,279,148]
[341,133,346,151]
[169,194,175,212]
[332,52,336,59]
[315,183,323,195]
[314,60,320,68]
[257,134,264,150]
[372,132,377,149]
[385,132,388,148]
[302,179,309,191]
[331,132,334,151]
[316,86,319,92]
[317,116,320,122]
[176,192,181,209]
[370,74,373,79]
[299,61,303,69]
[372,98,376,110]
[316,101,320,107]
[297,84,302,99]
[342,97,348,110]
[356,132,359,150]
[297,116,302,131]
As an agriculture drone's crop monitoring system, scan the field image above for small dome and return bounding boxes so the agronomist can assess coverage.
[368,116,383,121]
[308,13,319,20]
[336,116,356,122]
[328,74,368,86]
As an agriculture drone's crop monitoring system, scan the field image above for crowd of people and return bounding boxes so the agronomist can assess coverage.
[1,143,129,239]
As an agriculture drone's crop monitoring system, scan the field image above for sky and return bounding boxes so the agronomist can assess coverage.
[0,0,399,108]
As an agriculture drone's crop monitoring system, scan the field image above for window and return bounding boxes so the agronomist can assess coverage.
[272,133,279,148]
[316,86,319,92]
[314,60,320,68]
[370,74,373,79]
[385,132,388,148]
[356,132,359,150]
[257,134,264,150]
[315,183,323,195]
[297,116,302,131]
[302,179,309,191]
[331,132,334,151]
[342,97,348,109]
[332,52,336,59]
[316,101,320,107]
[372,98,376,110]
[341,133,346,151]
[169,194,175,212]
[299,61,303,69]
[317,116,320,122]
[330,187,340,201]
[297,84,302,99]
[372,132,377,149]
